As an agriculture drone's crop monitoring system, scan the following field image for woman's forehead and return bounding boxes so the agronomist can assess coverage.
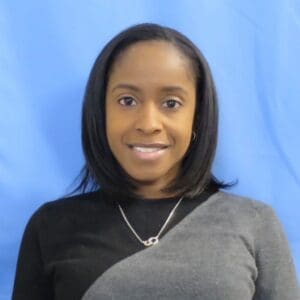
[108,41,196,88]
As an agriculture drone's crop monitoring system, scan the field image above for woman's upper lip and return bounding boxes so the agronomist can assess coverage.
[127,143,170,148]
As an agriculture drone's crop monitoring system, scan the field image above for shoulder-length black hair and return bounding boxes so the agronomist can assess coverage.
[74,23,229,199]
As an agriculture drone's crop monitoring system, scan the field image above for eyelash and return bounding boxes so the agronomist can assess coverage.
[118,96,182,109]
[118,96,137,107]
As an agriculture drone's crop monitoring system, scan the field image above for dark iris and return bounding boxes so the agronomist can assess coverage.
[122,97,135,106]
[166,99,178,108]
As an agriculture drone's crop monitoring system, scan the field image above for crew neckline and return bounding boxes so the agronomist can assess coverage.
[126,195,183,203]
[99,188,217,207]
[99,189,186,205]
[119,194,184,206]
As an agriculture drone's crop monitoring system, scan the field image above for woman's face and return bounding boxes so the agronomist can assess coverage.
[106,41,196,197]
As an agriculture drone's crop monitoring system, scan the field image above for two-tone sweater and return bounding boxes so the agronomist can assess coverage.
[12,189,300,299]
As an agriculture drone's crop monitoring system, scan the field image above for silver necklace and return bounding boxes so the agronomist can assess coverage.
[118,196,184,247]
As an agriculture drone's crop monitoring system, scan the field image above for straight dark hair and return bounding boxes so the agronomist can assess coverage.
[73,23,230,199]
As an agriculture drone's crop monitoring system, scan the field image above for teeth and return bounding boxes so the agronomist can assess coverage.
[133,147,163,153]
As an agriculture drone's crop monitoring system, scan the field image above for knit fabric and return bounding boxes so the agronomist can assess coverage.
[82,191,299,300]
[12,190,299,299]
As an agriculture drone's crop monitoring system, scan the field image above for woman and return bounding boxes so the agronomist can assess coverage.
[12,23,299,299]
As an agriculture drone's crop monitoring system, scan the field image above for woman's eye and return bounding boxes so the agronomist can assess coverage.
[163,99,182,109]
[119,96,137,106]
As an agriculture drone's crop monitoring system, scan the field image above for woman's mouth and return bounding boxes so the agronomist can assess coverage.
[133,146,165,153]
[128,144,170,160]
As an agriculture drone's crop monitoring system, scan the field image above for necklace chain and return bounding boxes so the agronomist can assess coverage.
[118,196,184,247]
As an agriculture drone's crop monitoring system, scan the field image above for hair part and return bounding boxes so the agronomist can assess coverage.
[72,23,231,199]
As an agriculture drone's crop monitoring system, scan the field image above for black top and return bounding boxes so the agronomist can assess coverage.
[12,188,216,300]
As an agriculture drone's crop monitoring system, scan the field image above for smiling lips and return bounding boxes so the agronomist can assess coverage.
[128,143,170,160]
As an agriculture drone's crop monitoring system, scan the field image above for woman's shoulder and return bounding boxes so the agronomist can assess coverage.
[215,190,272,210]
[208,191,280,228]
[203,191,290,255]
[212,191,275,212]
[27,190,108,227]
[37,190,99,212]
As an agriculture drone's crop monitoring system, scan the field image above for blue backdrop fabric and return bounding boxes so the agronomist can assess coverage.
[0,1,299,299]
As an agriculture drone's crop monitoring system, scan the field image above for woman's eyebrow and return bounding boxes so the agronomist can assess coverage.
[111,83,140,93]
[160,86,188,95]
[111,83,188,95]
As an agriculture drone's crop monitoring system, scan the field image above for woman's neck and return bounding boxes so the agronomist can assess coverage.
[135,181,179,200]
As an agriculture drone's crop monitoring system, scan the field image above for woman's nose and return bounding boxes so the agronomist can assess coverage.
[134,104,162,134]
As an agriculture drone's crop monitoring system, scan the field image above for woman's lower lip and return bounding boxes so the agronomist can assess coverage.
[129,147,169,161]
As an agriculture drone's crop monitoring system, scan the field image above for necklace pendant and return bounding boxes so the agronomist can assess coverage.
[144,236,159,247]
[118,196,183,248]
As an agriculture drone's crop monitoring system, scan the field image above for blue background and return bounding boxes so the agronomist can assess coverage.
[1,1,299,299]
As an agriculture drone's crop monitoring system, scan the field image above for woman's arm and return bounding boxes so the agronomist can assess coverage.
[12,208,53,300]
[253,204,300,300]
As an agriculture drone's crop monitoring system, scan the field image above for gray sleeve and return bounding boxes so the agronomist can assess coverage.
[253,204,300,300]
